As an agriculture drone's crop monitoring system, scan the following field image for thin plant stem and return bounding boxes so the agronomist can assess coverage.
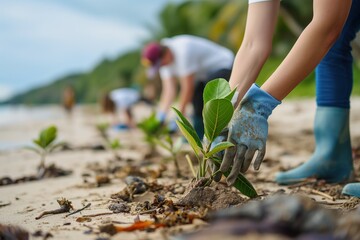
[185,154,197,178]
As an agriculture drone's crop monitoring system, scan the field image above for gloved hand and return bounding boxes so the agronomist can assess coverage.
[220,84,281,185]
[156,111,167,124]
[167,119,178,134]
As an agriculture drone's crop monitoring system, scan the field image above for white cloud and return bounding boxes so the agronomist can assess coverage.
[0,1,152,94]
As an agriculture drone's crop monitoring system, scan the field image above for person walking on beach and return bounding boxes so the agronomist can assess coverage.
[141,35,234,138]
[214,0,360,197]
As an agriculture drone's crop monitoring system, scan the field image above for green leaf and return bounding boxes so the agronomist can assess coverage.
[137,112,168,138]
[38,126,57,149]
[110,139,121,150]
[232,173,258,198]
[212,157,257,198]
[205,141,234,158]
[224,87,237,102]
[176,120,202,156]
[24,146,42,155]
[153,138,172,152]
[33,139,42,148]
[172,107,202,149]
[203,99,233,142]
[46,142,64,153]
[203,78,232,104]
[96,122,110,132]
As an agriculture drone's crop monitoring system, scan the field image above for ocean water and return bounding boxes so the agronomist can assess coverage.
[0,105,66,150]
[0,105,64,126]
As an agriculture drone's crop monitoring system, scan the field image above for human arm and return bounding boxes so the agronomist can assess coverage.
[178,74,195,115]
[261,0,352,100]
[158,77,177,119]
[229,0,280,103]
[220,0,351,185]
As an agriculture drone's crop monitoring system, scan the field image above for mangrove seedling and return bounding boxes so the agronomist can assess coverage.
[95,122,122,160]
[26,125,63,178]
[96,122,110,141]
[137,112,169,156]
[173,78,257,198]
[153,135,183,177]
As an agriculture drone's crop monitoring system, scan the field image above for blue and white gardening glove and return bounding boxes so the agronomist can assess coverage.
[220,84,281,185]
[167,119,178,134]
[156,111,167,125]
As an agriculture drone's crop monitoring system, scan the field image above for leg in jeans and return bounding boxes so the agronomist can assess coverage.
[276,0,360,185]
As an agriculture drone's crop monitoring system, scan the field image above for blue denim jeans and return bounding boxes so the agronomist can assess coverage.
[316,0,360,108]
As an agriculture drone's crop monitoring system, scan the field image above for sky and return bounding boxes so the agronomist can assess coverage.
[0,0,182,101]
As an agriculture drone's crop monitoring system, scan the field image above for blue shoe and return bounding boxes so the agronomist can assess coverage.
[342,183,360,197]
[113,123,129,130]
[276,107,353,185]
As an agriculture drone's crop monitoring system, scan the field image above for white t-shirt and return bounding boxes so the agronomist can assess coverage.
[109,88,140,109]
[249,0,273,3]
[159,35,234,82]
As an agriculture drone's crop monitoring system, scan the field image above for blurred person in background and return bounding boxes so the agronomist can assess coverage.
[101,88,141,130]
[141,34,234,138]
[214,0,360,197]
[62,85,76,114]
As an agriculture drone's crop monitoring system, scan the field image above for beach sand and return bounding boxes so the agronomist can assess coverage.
[0,98,360,239]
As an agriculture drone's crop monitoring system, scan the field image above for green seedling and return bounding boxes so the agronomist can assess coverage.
[26,125,64,177]
[96,122,110,140]
[95,122,122,160]
[173,78,257,198]
[138,113,184,177]
[154,135,183,177]
[137,112,169,156]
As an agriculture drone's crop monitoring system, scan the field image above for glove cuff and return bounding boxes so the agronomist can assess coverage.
[242,84,281,118]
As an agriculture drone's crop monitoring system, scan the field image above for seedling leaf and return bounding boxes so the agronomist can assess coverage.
[212,157,258,198]
[205,141,234,158]
[233,173,258,198]
[203,78,232,104]
[172,107,202,149]
[203,99,233,142]
[38,126,57,148]
[175,120,202,156]
[24,146,42,155]
[224,87,237,102]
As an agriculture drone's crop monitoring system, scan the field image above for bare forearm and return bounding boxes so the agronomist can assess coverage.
[179,76,195,114]
[159,80,176,113]
[229,44,270,103]
[229,0,280,104]
[262,0,351,100]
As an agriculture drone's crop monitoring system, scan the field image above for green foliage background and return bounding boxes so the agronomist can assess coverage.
[3,0,360,104]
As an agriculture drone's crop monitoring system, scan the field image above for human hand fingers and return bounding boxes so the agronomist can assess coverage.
[253,146,266,170]
[241,148,256,173]
[220,142,236,173]
[226,145,247,186]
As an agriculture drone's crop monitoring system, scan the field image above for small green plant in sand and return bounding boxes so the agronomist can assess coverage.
[137,113,169,156]
[173,78,257,198]
[138,113,183,176]
[95,122,122,160]
[26,125,64,177]
[153,135,183,177]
